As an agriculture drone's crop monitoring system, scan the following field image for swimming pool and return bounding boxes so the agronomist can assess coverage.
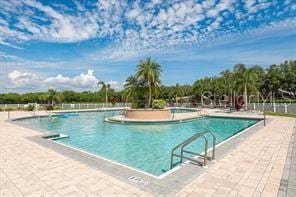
[16,111,259,176]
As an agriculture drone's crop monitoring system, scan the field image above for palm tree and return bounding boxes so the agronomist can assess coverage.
[97,81,110,105]
[263,64,281,99]
[136,58,162,107]
[233,64,258,110]
[124,75,139,103]
[193,77,212,105]
[47,89,62,106]
[220,70,234,106]
[171,83,184,106]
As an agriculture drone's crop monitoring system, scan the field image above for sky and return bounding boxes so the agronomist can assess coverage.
[0,0,295,93]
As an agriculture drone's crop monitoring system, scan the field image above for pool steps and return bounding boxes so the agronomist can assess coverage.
[170,130,216,169]
[43,133,69,140]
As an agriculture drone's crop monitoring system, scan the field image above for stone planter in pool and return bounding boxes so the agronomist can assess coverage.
[126,108,171,120]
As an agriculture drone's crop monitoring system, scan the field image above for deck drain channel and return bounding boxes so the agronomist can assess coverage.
[128,176,149,185]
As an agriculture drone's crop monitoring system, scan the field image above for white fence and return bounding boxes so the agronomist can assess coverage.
[0,102,295,114]
[0,104,26,108]
[166,102,296,114]
[58,103,130,110]
[246,103,296,114]
[0,103,131,110]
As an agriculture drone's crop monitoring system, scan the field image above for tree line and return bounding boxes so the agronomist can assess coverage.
[0,60,295,105]
[0,89,123,104]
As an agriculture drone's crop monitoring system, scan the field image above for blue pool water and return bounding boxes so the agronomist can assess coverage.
[16,111,259,176]
[170,108,197,113]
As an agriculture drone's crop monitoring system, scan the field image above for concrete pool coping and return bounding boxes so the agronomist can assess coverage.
[105,114,202,123]
[9,110,267,195]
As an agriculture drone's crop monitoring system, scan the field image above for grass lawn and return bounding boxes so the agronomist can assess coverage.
[265,112,296,118]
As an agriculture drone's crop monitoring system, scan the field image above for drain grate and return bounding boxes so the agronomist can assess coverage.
[128,176,149,185]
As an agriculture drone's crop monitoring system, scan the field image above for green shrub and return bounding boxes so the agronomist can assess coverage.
[46,105,54,110]
[131,102,138,109]
[25,104,35,111]
[53,106,61,110]
[265,112,296,118]
[152,99,166,109]
[0,107,3,111]
[5,107,15,111]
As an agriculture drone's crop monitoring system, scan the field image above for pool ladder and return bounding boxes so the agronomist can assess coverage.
[170,130,216,169]
[199,109,210,117]
[119,109,127,117]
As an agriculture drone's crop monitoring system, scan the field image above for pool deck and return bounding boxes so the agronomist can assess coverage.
[0,109,295,196]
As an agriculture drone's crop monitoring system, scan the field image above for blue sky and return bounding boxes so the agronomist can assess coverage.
[0,0,295,92]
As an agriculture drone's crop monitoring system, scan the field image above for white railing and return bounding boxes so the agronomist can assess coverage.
[1,102,295,114]
[247,103,296,114]
[58,103,131,110]
[165,102,296,114]
[0,103,131,111]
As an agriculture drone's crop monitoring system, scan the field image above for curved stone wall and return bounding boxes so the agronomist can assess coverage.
[126,109,171,120]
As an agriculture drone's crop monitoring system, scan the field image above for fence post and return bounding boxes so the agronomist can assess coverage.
[263,111,266,126]
[33,103,36,116]
[273,102,276,113]
[284,103,287,114]
[253,103,255,110]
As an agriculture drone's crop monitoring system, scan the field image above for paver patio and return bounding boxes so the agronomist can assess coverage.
[0,111,295,196]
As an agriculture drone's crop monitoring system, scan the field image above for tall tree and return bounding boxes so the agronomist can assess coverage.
[171,83,184,105]
[47,89,62,105]
[233,64,258,109]
[193,77,212,104]
[136,58,162,107]
[97,81,110,105]
[280,60,296,96]
[262,64,281,99]
[124,75,139,103]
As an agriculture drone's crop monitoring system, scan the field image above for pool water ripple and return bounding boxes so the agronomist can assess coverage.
[17,111,259,176]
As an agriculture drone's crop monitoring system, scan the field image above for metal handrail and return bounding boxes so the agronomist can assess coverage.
[180,134,208,166]
[119,109,127,116]
[205,130,216,161]
[201,110,210,117]
[170,130,216,169]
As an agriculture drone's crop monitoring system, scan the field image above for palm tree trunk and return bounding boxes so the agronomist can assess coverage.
[148,83,152,108]
[230,89,232,108]
[200,90,203,106]
[244,83,248,110]
[105,88,108,105]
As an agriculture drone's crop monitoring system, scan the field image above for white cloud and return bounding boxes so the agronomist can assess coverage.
[8,70,39,86]
[0,51,66,69]
[44,69,98,89]
[6,69,122,91]
[0,0,295,56]
[107,80,122,90]
[126,8,141,19]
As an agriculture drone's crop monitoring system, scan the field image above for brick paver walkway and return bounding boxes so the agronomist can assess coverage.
[0,112,150,196]
[177,117,295,197]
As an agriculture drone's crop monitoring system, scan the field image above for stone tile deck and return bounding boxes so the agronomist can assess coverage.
[177,116,295,197]
[0,112,150,196]
[0,110,295,196]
